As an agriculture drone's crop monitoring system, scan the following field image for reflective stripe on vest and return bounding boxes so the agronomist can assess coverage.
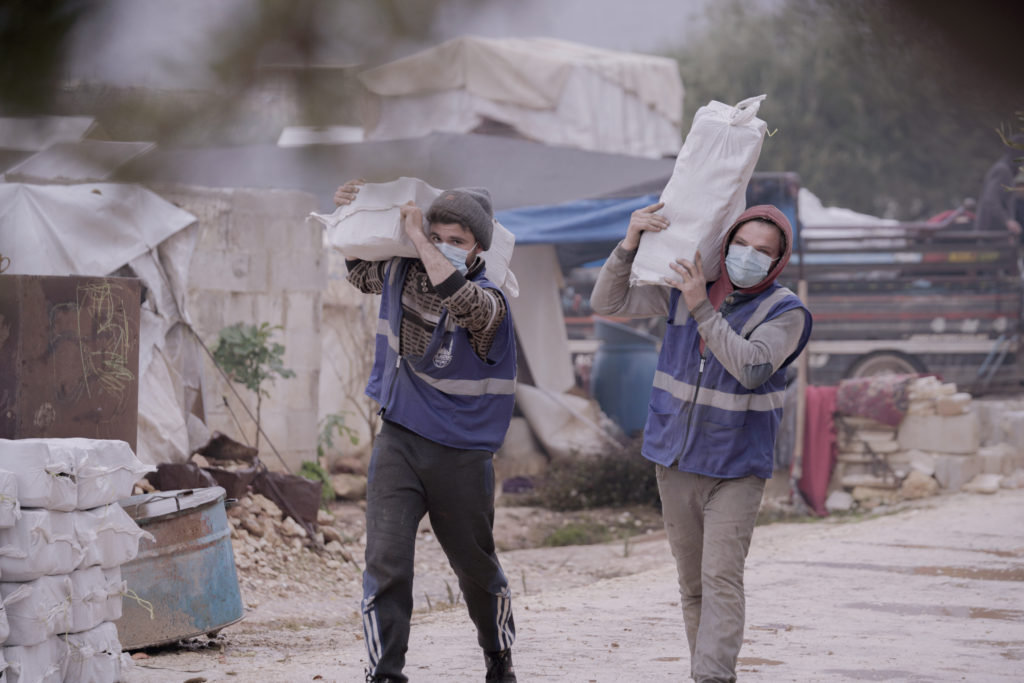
[652,370,785,412]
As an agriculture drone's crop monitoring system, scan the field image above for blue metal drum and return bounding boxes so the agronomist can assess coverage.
[590,318,660,436]
[115,487,244,649]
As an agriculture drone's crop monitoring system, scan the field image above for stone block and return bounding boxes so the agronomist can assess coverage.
[936,393,971,416]
[284,328,322,371]
[998,411,1024,461]
[255,294,285,327]
[897,413,980,454]
[191,249,269,292]
[825,490,854,513]
[270,249,327,292]
[284,370,319,413]
[285,291,322,333]
[900,469,939,500]
[977,444,1016,476]
[963,473,1002,494]
[932,453,981,491]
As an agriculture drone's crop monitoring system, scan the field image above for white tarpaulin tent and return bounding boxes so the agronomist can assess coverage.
[358,36,684,158]
[0,183,202,465]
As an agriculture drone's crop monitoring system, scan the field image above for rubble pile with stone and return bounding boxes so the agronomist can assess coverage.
[827,377,1024,513]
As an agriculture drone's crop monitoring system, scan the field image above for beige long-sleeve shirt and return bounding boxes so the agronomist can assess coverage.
[591,243,807,389]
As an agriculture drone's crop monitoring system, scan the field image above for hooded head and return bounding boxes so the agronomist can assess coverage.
[426,187,494,250]
[707,204,793,310]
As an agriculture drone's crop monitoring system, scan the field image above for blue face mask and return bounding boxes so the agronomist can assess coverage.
[725,243,774,288]
[436,241,475,275]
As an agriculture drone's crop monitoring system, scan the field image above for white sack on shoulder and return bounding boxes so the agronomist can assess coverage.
[0,439,77,511]
[631,95,768,287]
[0,574,73,646]
[311,176,519,297]
[0,509,82,582]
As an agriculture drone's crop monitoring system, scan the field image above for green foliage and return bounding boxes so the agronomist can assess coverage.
[212,322,295,397]
[670,0,1024,219]
[317,412,359,459]
[541,521,612,548]
[532,440,660,512]
[298,460,335,506]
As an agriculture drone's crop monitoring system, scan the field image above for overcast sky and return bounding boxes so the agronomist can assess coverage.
[66,0,720,88]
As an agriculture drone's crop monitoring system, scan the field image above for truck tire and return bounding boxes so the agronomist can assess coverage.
[845,350,926,379]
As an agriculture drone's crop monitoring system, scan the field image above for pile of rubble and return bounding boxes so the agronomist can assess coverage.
[827,376,1024,512]
[224,492,365,602]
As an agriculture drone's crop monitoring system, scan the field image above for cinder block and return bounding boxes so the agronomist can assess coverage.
[998,411,1024,461]
[190,250,269,292]
[284,328,322,371]
[897,413,980,454]
[255,294,285,327]
[285,370,319,412]
[285,291,322,333]
[932,453,981,491]
[936,393,971,416]
[269,249,327,291]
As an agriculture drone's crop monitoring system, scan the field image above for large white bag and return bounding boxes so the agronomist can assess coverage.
[0,509,82,582]
[311,177,519,296]
[61,438,155,511]
[74,504,151,570]
[63,621,129,683]
[0,440,77,512]
[0,575,73,646]
[0,468,20,528]
[3,635,66,683]
[631,95,768,287]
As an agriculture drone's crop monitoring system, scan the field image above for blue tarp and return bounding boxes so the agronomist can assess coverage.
[495,193,659,245]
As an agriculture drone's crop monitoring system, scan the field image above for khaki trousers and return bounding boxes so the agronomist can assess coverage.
[656,466,765,683]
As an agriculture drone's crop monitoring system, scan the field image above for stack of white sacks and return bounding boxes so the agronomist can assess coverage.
[0,438,155,683]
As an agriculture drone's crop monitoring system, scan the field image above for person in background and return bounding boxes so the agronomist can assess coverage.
[334,180,518,683]
[590,203,812,683]
[974,133,1024,236]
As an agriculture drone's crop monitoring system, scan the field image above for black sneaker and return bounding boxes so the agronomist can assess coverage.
[484,649,517,682]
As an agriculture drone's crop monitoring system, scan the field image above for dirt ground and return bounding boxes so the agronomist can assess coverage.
[121,486,1024,682]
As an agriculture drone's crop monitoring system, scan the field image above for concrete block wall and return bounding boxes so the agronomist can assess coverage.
[152,184,324,473]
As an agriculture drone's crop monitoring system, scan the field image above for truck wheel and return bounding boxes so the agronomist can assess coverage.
[845,351,926,379]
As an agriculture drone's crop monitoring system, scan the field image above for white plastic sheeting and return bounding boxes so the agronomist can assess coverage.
[359,36,683,158]
[61,438,155,510]
[632,96,768,287]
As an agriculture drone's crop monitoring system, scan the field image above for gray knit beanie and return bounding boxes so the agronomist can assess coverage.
[425,187,494,250]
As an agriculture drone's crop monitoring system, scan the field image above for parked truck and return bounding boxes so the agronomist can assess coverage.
[753,172,1024,394]
[560,171,1024,395]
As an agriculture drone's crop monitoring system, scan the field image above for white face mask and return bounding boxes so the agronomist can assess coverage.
[436,241,475,275]
[725,243,774,288]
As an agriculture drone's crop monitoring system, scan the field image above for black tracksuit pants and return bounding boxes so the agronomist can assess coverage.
[361,420,515,681]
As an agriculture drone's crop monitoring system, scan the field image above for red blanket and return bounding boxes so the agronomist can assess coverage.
[798,385,839,516]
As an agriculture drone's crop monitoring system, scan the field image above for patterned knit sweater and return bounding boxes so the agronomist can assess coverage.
[345,257,508,361]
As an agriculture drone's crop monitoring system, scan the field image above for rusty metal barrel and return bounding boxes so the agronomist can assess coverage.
[115,487,244,649]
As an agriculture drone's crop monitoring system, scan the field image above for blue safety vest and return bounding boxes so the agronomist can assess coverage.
[366,258,517,452]
[642,284,811,479]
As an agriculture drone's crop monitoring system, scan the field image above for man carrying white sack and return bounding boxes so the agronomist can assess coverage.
[591,202,812,683]
[333,181,518,683]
